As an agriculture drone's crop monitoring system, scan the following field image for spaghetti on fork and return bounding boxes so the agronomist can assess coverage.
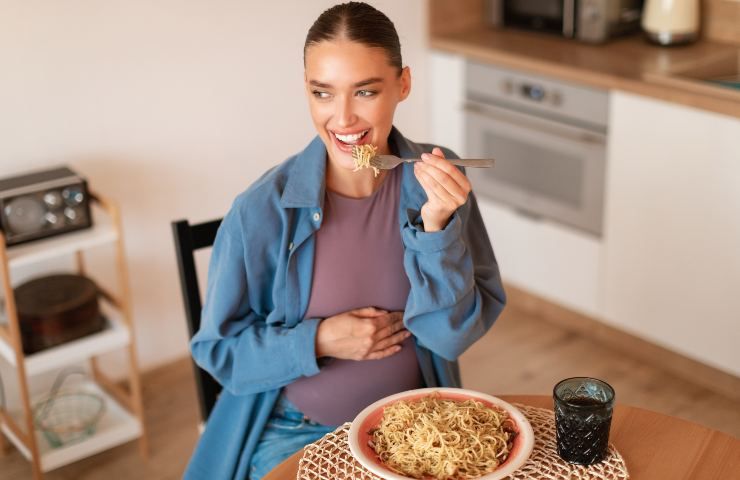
[352,144,380,177]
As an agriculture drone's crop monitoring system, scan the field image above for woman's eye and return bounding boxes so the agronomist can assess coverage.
[357,90,377,97]
[312,90,331,99]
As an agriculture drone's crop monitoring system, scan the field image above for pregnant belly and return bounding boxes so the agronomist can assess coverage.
[283,337,422,425]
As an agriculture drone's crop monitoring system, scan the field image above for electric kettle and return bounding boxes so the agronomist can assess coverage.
[642,0,700,45]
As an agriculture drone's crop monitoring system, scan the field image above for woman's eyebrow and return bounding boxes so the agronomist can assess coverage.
[309,77,383,89]
[353,77,383,87]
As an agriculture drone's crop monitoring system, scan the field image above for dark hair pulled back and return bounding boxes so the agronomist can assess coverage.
[304,2,402,74]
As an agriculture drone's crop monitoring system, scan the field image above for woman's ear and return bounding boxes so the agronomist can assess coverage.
[399,66,411,101]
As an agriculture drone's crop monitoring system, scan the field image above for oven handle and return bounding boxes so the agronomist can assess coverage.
[463,101,606,146]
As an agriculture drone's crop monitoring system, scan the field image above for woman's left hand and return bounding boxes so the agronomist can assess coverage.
[414,147,471,232]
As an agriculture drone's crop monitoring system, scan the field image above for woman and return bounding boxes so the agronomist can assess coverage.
[184,3,506,479]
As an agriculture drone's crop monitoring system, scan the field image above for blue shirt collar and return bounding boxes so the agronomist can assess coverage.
[279,135,327,208]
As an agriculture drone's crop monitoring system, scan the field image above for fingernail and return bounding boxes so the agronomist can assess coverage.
[421,153,429,160]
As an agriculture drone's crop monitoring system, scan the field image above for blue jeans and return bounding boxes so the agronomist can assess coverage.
[249,394,336,480]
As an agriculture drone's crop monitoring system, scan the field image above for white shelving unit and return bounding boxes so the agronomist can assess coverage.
[0,192,148,479]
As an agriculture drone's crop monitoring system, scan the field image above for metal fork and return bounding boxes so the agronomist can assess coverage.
[370,154,495,170]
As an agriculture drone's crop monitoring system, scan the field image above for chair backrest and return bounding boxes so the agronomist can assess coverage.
[171,217,223,423]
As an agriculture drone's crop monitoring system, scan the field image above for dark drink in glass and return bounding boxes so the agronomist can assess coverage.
[553,377,615,465]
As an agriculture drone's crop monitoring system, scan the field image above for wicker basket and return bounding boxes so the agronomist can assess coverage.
[33,368,106,448]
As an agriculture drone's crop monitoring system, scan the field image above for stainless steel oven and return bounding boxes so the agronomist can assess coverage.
[464,61,609,236]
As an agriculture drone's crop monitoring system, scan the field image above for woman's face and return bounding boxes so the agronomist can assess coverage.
[304,38,411,171]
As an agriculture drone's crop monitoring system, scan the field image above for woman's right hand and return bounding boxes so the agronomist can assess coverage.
[315,307,411,361]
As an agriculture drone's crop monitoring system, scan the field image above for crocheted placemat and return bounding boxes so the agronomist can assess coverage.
[297,403,629,480]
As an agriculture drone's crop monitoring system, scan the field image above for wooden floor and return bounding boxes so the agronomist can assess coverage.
[1,304,738,479]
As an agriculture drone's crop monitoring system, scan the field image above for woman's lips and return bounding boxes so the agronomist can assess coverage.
[330,129,371,154]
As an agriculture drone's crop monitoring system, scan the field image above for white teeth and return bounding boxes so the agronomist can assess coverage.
[334,130,368,144]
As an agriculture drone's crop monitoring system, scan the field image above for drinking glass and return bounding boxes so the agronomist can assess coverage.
[553,377,615,465]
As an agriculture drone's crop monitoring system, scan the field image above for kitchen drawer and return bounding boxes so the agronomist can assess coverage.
[478,197,604,318]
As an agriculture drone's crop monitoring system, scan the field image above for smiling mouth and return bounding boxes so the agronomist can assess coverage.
[332,129,370,146]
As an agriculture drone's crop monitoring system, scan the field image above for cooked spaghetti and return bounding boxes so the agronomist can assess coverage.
[352,144,380,177]
[369,395,517,480]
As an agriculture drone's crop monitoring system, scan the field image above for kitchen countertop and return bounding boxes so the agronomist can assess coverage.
[430,27,740,119]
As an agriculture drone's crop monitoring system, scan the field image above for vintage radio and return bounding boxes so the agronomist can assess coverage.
[0,166,92,246]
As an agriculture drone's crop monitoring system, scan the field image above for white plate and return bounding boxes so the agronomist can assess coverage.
[348,388,535,480]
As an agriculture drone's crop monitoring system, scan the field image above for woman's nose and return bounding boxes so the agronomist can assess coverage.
[335,96,357,127]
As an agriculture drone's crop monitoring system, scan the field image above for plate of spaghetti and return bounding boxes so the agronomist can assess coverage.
[348,388,534,480]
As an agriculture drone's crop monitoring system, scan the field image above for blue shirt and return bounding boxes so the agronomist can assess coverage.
[184,127,506,479]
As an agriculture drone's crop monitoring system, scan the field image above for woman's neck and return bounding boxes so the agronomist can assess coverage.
[325,141,392,198]
[325,159,388,198]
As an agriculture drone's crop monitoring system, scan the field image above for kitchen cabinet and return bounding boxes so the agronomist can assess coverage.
[428,50,466,157]
[477,198,604,318]
[603,91,740,377]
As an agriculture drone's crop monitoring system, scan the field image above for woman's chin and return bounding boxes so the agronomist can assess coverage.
[324,147,354,170]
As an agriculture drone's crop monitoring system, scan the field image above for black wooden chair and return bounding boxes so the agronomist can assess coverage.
[171,217,223,424]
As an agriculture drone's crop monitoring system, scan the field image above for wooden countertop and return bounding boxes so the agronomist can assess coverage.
[430,28,740,119]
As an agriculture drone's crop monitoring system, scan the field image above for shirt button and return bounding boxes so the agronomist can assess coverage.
[288,242,294,251]
[313,212,320,222]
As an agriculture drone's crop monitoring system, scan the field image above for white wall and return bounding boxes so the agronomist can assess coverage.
[0,0,429,371]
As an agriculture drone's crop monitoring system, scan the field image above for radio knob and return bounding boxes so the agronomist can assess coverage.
[44,212,61,226]
[43,191,63,208]
[64,207,80,223]
[62,187,85,206]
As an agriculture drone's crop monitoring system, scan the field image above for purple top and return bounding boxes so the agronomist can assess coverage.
[284,167,422,425]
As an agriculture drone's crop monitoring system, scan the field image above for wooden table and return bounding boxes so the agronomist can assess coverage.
[263,394,740,480]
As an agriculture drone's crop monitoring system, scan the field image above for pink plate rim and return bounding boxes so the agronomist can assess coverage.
[347,387,535,480]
